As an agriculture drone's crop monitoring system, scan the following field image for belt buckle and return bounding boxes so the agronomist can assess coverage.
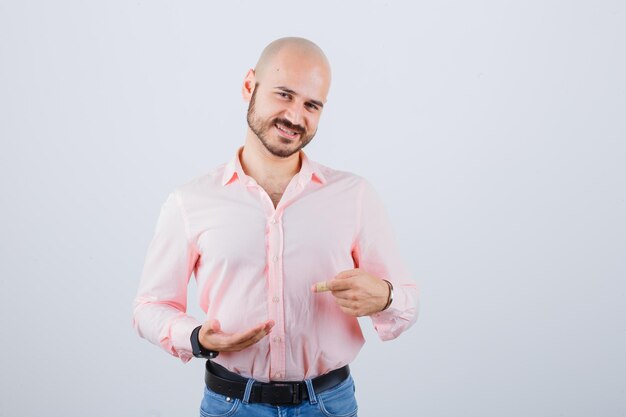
[266,382,302,405]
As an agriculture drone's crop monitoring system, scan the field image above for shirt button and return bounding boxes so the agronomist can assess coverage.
[272,255,279,262]
[271,218,278,224]
[272,296,280,303]
[274,372,282,379]
[273,336,282,343]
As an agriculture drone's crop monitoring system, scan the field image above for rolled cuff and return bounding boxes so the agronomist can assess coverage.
[370,284,419,341]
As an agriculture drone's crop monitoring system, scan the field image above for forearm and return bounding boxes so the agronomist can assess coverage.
[132,298,200,362]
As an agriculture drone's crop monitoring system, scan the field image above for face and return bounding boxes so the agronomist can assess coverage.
[245,53,330,158]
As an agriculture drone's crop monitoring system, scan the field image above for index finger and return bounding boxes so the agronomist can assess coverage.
[326,278,353,292]
[312,281,330,293]
[334,269,361,280]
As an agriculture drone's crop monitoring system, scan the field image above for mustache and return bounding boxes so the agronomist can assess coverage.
[273,118,305,134]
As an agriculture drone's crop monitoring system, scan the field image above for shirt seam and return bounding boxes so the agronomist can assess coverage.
[353,178,367,254]
[173,190,200,255]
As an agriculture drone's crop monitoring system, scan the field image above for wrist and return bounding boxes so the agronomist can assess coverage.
[190,325,219,359]
[381,279,394,311]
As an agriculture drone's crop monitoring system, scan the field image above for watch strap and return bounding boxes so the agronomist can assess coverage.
[191,325,219,359]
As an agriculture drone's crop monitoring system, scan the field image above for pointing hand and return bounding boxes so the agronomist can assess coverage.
[312,268,390,317]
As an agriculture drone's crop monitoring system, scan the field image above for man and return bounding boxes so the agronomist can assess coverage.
[133,37,419,417]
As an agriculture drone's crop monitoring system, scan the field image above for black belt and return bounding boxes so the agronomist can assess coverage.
[204,361,350,405]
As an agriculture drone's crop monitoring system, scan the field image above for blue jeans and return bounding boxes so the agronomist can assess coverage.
[199,374,358,417]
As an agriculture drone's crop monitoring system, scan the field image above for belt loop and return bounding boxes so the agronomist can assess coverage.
[242,378,255,404]
[304,379,317,405]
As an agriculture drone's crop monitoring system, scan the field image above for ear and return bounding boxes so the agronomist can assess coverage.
[241,69,256,102]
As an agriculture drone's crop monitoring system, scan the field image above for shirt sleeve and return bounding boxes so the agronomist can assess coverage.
[353,179,420,341]
[132,191,201,362]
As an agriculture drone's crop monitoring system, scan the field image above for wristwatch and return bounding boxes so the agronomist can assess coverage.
[190,325,219,359]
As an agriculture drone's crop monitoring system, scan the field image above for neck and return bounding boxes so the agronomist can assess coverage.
[240,131,302,184]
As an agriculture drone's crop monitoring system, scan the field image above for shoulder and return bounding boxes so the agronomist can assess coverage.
[311,160,387,213]
[171,163,229,201]
[312,161,383,206]
[309,159,371,190]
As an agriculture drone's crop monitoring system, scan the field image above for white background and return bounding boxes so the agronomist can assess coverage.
[1,1,625,416]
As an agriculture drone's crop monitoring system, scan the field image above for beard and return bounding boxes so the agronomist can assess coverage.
[246,87,316,158]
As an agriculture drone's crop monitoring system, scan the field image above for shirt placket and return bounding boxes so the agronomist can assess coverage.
[246,183,286,381]
[253,176,308,381]
[266,207,286,380]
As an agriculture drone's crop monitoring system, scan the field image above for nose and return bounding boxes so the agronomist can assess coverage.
[284,101,304,127]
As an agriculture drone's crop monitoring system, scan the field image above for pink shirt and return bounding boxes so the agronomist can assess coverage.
[133,149,419,382]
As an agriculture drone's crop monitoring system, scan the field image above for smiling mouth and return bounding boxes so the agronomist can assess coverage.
[274,123,300,140]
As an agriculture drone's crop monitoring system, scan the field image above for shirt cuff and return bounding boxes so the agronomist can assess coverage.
[370,284,419,341]
[161,314,202,363]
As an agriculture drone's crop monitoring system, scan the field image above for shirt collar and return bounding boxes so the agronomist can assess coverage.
[298,150,326,186]
[221,147,326,187]
[221,149,243,186]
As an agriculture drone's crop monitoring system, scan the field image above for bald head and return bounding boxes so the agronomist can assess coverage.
[254,37,331,89]
[241,37,331,159]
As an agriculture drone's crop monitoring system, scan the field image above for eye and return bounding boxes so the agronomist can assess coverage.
[305,102,319,111]
[277,92,292,99]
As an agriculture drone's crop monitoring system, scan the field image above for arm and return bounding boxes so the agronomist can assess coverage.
[314,179,419,340]
[133,192,275,362]
[132,192,201,362]
[354,179,419,340]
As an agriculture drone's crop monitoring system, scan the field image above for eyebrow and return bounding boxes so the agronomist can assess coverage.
[274,86,325,109]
